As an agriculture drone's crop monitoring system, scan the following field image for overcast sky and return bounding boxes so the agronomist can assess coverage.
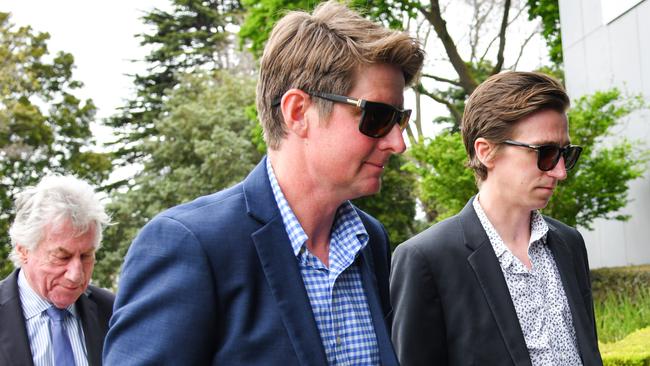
[1,0,169,124]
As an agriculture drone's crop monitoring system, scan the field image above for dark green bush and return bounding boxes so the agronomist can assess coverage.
[592,265,650,301]
[592,265,650,343]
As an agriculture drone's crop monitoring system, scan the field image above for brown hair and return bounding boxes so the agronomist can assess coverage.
[461,71,569,182]
[257,0,425,150]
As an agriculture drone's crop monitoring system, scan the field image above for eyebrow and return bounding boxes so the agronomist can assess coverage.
[529,139,571,146]
[51,248,71,256]
[50,247,95,256]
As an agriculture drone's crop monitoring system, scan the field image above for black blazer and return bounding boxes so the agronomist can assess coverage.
[0,269,114,366]
[390,197,602,366]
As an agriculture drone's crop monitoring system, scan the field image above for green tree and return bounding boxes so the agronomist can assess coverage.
[407,131,476,222]
[0,13,111,278]
[546,89,648,229]
[95,70,260,288]
[107,0,247,174]
[239,0,408,58]
[526,0,562,65]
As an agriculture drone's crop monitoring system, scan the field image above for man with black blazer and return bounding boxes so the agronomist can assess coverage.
[0,175,113,366]
[391,72,602,366]
[103,2,424,365]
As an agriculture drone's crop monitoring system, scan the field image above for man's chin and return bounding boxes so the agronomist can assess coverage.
[49,291,82,308]
[355,182,382,199]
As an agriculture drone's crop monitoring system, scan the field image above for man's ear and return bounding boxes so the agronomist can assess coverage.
[474,137,497,169]
[16,244,29,264]
[280,89,311,138]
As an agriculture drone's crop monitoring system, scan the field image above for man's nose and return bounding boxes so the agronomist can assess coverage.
[547,156,568,180]
[381,124,407,154]
[64,257,84,284]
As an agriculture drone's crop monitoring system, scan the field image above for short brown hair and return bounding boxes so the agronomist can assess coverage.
[257,1,425,150]
[461,71,569,182]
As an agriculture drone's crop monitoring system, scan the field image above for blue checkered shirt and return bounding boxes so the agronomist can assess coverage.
[266,158,380,365]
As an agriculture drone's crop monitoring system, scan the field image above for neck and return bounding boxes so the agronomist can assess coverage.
[477,183,532,251]
[268,151,343,266]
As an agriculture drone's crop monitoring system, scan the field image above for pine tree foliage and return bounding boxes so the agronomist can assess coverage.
[0,13,111,278]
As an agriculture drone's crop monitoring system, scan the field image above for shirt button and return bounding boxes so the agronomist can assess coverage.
[336,336,342,345]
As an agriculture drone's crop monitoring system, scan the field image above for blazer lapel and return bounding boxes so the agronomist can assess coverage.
[359,247,398,366]
[0,270,35,366]
[252,217,328,366]
[545,227,595,361]
[76,292,102,366]
[245,158,328,366]
[460,199,532,366]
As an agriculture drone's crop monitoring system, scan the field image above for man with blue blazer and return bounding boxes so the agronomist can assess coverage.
[391,72,603,365]
[103,2,424,365]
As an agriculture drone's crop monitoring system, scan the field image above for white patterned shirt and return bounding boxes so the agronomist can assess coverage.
[473,196,583,366]
[267,158,380,365]
[18,270,89,366]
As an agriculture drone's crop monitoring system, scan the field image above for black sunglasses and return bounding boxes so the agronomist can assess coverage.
[271,91,411,138]
[502,140,582,171]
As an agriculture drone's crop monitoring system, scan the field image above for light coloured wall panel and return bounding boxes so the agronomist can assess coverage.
[623,178,650,265]
[583,26,612,92]
[581,0,603,36]
[607,8,643,93]
[560,0,585,47]
[580,219,628,267]
[564,41,588,97]
[637,1,650,96]
[581,229,603,268]
[551,0,649,268]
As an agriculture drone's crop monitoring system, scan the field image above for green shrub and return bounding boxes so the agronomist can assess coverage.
[592,265,650,300]
[592,265,650,343]
[600,327,650,366]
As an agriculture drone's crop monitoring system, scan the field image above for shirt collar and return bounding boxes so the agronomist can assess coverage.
[266,157,369,259]
[18,269,78,319]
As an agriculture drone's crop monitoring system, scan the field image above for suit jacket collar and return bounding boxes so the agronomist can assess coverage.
[0,269,34,366]
[244,157,328,365]
[243,157,396,365]
[459,197,533,366]
[358,230,399,365]
[77,288,103,366]
[545,226,598,363]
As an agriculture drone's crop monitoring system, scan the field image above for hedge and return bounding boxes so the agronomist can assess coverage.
[592,265,650,301]
[601,327,650,366]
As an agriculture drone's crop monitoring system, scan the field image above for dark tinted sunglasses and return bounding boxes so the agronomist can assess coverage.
[271,91,411,138]
[502,140,582,171]
[308,92,410,138]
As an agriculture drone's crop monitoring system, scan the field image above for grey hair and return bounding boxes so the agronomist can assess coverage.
[8,175,110,267]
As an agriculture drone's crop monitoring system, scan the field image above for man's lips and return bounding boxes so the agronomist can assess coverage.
[365,161,385,169]
[538,185,556,191]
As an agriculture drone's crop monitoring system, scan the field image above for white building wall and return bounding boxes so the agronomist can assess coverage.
[559,0,650,268]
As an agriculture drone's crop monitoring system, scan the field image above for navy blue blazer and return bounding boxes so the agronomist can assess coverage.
[0,269,114,366]
[103,157,398,365]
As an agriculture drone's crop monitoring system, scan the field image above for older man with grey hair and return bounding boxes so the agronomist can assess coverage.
[0,175,114,366]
